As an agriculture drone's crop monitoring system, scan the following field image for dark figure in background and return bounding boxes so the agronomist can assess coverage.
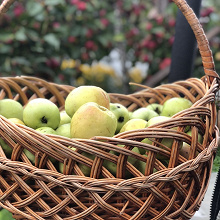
[168,0,202,83]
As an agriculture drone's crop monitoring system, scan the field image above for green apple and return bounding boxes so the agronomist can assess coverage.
[147,116,171,127]
[127,147,141,165]
[56,123,71,138]
[120,119,148,154]
[70,102,117,139]
[131,107,159,121]
[23,149,36,164]
[146,103,163,115]
[144,116,179,160]
[161,97,193,117]
[119,118,148,133]
[36,126,57,135]
[134,155,157,175]
[65,85,110,118]
[35,126,57,163]
[8,118,25,125]
[110,103,130,134]
[77,152,95,176]
[23,98,60,130]
[179,130,203,159]
[0,138,12,157]
[0,99,23,120]
[59,110,71,125]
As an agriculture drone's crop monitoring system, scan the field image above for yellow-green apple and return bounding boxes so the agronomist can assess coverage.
[23,98,60,130]
[70,102,117,139]
[161,97,193,117]
[0,99,23,120]
[179,130,203,159]
[131,107,159,121]
[144,116,179,160]
[59,110,71,125]
[8,118,25,125]
[56,123,71,138]
[35,126,57,163]
[36,126,57,135]
[119,118,148,133]
[146,103,163,115]
[120,119,147,154]
[65,85,110,118]
[0,138,12,157]
[110,103,130,134]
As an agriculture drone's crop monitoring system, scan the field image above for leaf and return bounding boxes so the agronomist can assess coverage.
[0,33,14,42]
[44,0,65,5]
[43,34,60,50]
[12,57,31,66]
[26,2,44,17]
[14,27,27,41]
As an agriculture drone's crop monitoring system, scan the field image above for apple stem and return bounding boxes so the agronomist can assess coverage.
[41,116,48,124]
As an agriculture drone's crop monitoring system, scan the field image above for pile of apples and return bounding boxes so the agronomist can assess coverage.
[0,85,201,177]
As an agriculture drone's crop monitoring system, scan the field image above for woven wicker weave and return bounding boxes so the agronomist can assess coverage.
[0,0,219,219]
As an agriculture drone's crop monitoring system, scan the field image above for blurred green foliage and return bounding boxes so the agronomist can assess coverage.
[0,0,219,93]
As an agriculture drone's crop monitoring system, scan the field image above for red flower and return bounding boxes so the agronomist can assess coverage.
[68,36,76,43]
[81,52,89,61]
[85,40,97,51]
[99,9,106,17]
[168,18,176,27]
[169,36,175,45]
[70,0,87,11]
[77,2,87,11]
[100,18,109,27]
[46,58,60,69]
[53,22,60,29]
[86,29,93,38]
[159,58,171,70]
[146,22,153,31]
[13,4,24,17]
[156,16,164,25]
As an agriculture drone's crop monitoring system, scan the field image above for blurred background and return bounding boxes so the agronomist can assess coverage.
[0,0,219,94]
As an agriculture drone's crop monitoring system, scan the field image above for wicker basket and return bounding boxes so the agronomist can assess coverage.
[0,0,219,219]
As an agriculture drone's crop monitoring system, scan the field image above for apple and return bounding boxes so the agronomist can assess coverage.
[36,127,57,135]
[65,85,110,118]
[127,147,141,165]
[146,103,163,115]
[161,97,193,117]
[23,98,60,130]
[0,138,12,157]
[77,152,95,176]
[56,123,71,138]
[110,103,130,134]
[0,99,23,120]
[134,155,157,175]
[179,130,203,159]
[144,116,180,160]
[131,107,159,121]
[119,118,148,133]
[70,102,117,139]
[59,110,71,125]
[23,149,36,164]
[102,153,132,178]
[147,116,171,128]
[8,118,25,125]
[120,119,148,154]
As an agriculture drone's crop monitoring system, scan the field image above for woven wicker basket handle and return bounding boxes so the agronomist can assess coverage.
[0,0,219,85]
